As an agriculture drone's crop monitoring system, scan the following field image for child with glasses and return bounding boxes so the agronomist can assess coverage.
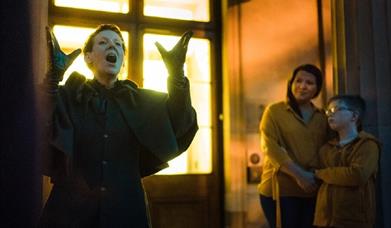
[313,95,380,228]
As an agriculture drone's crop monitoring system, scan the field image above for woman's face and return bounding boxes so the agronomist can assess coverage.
[84,30,124,79]
[291,70,318,104]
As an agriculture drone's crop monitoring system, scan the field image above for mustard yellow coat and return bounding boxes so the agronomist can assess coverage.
[258,101,329,197]
[314,131,380,228]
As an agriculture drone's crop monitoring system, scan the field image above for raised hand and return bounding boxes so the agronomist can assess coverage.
[155,31,193,78]
[46,26,81,81]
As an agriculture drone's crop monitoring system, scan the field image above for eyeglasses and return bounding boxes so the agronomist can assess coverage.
[325,106,353,116]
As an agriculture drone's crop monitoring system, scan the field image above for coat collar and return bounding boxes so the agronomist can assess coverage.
[327,131,381,148]
[64,72,139,107]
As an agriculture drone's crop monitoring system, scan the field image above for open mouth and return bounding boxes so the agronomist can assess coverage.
[106,53,117,63]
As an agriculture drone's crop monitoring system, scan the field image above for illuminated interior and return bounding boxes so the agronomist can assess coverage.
[52,25,129,84]
[144,0,210,22]
[54,0,129,13]
[143,33,212,174]
[51,27,212,174]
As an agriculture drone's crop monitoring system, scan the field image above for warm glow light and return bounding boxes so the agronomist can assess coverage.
[190,83,211,127]
[53,25,129,83]
[144,0,210,22]
[145,6,193,21]
[55,0,129,14]
[187,128,212,173]
[158,128,212,174]
[143,60,168,92]
[144,33,212,174]
[158,152,188,174]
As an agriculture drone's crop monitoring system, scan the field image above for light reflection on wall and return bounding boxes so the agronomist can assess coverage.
[55,0,129,13]
[143,33,212,174]
[226,0,332,226]
[241,0,323,103]
[52,25,129,84]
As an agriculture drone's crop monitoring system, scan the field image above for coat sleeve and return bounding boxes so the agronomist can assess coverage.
[41,74,86,178]
[139,146,169,177]
[43,90,74,179]
[166,76,198,152]
[260,105,292,168]
[315,140,380,186]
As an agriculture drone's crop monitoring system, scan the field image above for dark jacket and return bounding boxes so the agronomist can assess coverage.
[39,72,198,227]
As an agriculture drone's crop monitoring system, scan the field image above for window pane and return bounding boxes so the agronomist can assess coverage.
[54,0,129,14]
[158,127,212,174]
[190,82,211,127]
[52,25,129,84]
[186,127,212,173]
[143,33,211,90]
[143,33,212,174]
[144,0,210,22]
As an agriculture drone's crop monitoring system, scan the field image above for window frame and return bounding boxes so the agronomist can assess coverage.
[48,0,223,175]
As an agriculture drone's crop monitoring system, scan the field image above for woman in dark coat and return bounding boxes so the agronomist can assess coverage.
[39,24,198,227]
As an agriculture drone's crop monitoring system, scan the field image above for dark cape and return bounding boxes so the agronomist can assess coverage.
[39,72,198,227]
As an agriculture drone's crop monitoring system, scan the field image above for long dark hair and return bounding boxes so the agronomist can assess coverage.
[287,64,323,117]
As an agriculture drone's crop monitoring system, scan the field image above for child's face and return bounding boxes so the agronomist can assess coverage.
[326,100,356,131]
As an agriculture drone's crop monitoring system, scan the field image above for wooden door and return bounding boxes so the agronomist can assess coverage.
[143,173,222,228]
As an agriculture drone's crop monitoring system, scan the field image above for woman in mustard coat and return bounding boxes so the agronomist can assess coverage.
[258,64,329,228]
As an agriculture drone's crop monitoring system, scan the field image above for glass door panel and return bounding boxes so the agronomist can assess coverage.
[143,33,212,174]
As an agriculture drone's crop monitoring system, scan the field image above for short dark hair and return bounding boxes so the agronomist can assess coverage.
[286,64,323,117]
[328,94,366,129]
[83,24,126,54]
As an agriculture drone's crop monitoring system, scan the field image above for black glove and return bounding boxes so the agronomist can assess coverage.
[155,31,193,79]
[45,26,81,92]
